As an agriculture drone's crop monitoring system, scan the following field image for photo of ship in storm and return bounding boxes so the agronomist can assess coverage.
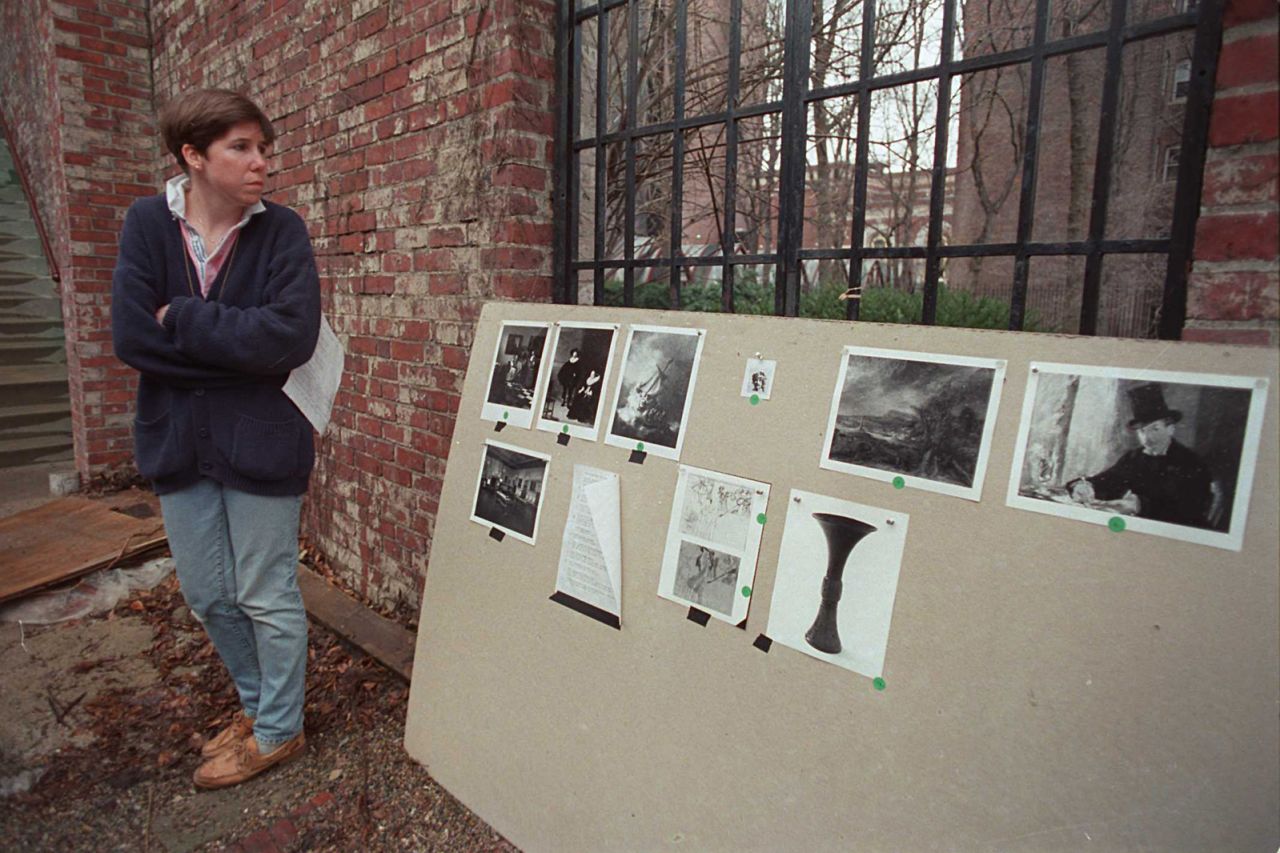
[605,325,705,459]
[820,347,1006,500]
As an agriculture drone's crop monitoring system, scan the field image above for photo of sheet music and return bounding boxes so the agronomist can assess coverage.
[553,465,622,627]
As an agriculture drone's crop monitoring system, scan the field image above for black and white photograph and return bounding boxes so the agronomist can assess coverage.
[1007,363,1269,551]
[740,358,776,401]
[535,321,619,441]
[765,489,909,679]
[470,440,551,545]
[604,325,706,460]
[658,465,769,625]
[820,346,1006,501]
[480,321,551,428]
[671,542,741,617]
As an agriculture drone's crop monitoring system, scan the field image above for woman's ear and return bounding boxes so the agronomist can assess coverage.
[181,144,203,172]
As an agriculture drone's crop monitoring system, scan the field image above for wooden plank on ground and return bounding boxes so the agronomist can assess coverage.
[297,565,415,681]
[0,495,167,603]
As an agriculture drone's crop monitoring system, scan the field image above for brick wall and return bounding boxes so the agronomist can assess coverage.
[1185,0,1280,345]
[148,0,558,604]
[1,0,155,477]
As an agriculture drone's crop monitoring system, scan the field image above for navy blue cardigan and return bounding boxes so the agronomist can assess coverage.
[111,195,321,496]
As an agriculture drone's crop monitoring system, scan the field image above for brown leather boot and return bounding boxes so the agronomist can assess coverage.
[193,732,305,790]
[200,711,255,759]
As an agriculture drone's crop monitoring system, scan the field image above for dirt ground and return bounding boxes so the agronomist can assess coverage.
[0,559,518,852]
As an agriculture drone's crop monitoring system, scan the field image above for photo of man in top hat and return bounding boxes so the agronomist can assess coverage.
[1010,363,1266,550]
[1066,382,1213,527]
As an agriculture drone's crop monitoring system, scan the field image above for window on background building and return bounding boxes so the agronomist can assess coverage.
[1162,145,1181,183]
[1172,59,1192,102]
[556,0,1219,339]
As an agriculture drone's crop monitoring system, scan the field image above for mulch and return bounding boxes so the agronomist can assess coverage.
[1,557,519,852]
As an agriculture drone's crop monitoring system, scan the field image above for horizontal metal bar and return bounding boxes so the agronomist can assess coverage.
[572,253,781,271]
[573,102,783,148]
[806,13,1198,103]
[797,239,1171,260]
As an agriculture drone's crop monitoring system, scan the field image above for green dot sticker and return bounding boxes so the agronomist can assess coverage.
[1108,516,1126,532]
[561,424,569,433]
[636,442,645,451]
[873,677,886,691]
[749,394,760,405]
[741,585,751,598]
[502,411,509,420]
[756,513,766,525]
[892,476,905,489]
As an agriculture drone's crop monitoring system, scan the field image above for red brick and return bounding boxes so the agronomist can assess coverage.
[1188,269,1280,321]
[1201,153,1279,208]
[1194,211,1279,261]
[1224,0,1279,26]
[1209,92,1280,146]
[1182,326,1276,345]
[1216,34,1280,90]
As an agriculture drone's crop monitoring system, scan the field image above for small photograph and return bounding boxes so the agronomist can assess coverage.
[536,322,619,441]
[765,489,909,679]
[671,541,741,617]
[820,346,1006,501]
[481,321,551,429]
[604,325,706,460]
[470,440,551,545]
[658,466,770,625]
[1008,364,1269,551]
[740,358,776,400]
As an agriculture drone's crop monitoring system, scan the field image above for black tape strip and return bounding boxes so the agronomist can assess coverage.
[549,592,621,630]
[488,527,505,542]
[628,449,646,464]
[735,618,747,631]
[753,634,772,653]
[494,421,506,432]
[686,607,711,626]
[557,432,571,446]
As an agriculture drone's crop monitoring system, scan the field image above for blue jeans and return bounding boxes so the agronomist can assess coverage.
[159,479,307,749]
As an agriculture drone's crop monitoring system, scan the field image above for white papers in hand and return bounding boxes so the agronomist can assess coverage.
[284,316,344,435]
[555,465,622,621]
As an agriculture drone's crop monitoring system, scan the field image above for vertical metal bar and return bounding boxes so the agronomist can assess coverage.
[722,0,743,312]
[594,8,609,305]
[669,0,688,307]
[1007,0,1052,330]
[1159,0,1224,340]
[920,0,957,325]
[845,0,877,320]
[775,0,812,315]
[1078,0,1129,335]
[553,0,574,302]
[625,0,639,305]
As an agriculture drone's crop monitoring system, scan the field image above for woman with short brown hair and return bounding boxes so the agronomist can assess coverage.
[112,88,318,789]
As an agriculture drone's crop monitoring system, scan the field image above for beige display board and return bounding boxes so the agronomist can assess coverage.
[405,302,1279,852]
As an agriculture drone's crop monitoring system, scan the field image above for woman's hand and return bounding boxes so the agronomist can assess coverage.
[155,304,170,324]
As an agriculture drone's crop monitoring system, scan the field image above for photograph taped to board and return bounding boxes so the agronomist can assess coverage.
[481,321,551,429]
[765,489,908,679]
[470,440,551,545]
[536,321,619,442]
[820,346,1006,501]
[657,466,769,625]
[604,325,706,460]
[1007,363,1269,551]
[741,358,776,401]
